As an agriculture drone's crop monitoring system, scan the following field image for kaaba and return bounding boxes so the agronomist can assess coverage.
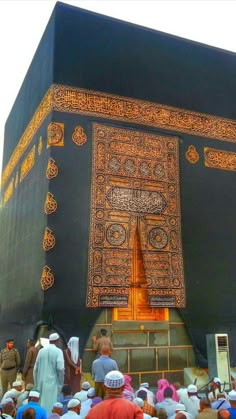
[1,1,236,384]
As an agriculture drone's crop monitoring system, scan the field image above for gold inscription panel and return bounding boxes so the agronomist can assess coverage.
[87,124,185,308]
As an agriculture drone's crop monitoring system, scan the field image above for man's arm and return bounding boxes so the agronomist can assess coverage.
[22,350,32,377]
[56,350,65,386]
[15,349,21,368]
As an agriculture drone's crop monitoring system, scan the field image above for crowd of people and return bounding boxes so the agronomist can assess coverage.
[0,333,235,418]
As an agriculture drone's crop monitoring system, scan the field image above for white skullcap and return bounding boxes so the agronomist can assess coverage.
[68,399,81,408]
[2,398,14,405]
[87,388,95,397]
[134,397,144,407]
[228,390,236,401]
[176,403,186,411]
[213,377,222,384]
[13,381,22,387]
[104,371,125,388]
[29,391,40,398]
[187,384,197,393]
[81,382,90,390]
[49,333,59,342]
[140,382,149,388]
[53,402,63,408]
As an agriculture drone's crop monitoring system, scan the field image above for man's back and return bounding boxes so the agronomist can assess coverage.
[85,397,143,419]
[92,355,118,382]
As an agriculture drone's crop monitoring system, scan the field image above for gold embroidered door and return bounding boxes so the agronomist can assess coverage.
[113,229,169,321]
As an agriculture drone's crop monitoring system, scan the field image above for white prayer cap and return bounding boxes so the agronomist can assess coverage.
[134,397,144,407]
[13,381,22,387]
[140,382,149,388]
[228,390,236,401]
[53,402,63,408]
[49,333,59,342]
[104,371,125,388]
[68,399,81,408]
[176,403,186,411]
[187,384,197,393]
[29,391,40,398]
[213,377,222,384]
[81,382,90,390]
[87,388,95,397]
[2,398,14,405]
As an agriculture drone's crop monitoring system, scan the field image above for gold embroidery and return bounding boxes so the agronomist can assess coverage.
[53,85,236,143]
[186,145,199,164]
[38,136,43,155]
[204,147,236,171]
[72,126,87,146]
[47,122,64,147]
[43,227,56,251]
[3,178,14,206]
[46,158,59,179]
[87,124,185,308]
[3,84,236,188]
[41,265,55,290]
[1,87,53,188]
[14,172,19,189]
[20,146,35,183]
[44,192,58,214]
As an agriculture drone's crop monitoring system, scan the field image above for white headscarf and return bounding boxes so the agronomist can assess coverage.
[67,336,79,364]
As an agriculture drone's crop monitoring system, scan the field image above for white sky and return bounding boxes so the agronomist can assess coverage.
[1,0,236,176]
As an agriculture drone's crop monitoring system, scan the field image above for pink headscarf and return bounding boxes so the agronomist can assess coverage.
[156,379,179,402]
[122,375,134,401]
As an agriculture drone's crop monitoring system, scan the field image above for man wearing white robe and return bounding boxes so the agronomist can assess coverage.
[33,333,64,414]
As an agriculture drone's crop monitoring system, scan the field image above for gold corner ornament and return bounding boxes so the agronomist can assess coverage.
[44,192,58,214]
[46,158,59,179]
[47,122,64,148]
[43,227,56,252]
[185,145,199,164]
[40,265,55,290]
[38,136,43,155]
[72,126,87,146]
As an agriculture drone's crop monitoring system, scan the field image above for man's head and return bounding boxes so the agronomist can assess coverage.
[137,390,148,401]
[2,399,16,417]
[134,397,144,409]
[156,408,168,419]
[67,399,81,414]
[199,398,211,412]
[52,402,63,416]
[13,381,23,392]
[175,404,186,414]
[175,414,187,419]
[100,328,107,336]
[87,388,95,399]
[187,384,198,397]
[104,371,125,395]
[228,390,236,406]
[81,382,90,391]
[28,391,40,403]
[61,385,72,397]
[218,409,231,419]
[49,333,60,345]
[6,339,14,350]
[213,377,222,388]
[27,339,35,348]
[164,387,174,399]
[100,344,111,356]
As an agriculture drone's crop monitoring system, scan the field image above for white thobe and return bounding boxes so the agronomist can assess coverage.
[33,344,64,414]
